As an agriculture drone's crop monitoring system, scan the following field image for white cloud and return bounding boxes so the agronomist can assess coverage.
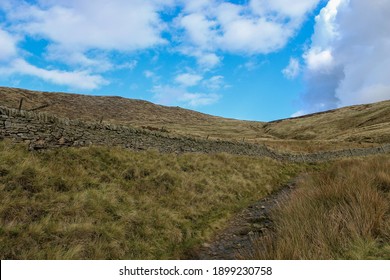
[6,0,167,52]
[177,13,217,51]
[217,17,291,54]
[45,46,114,72]
[302,0,341,72]
[152,85,220,107]
[175,0,321,67]
[240,59,266,71]
[62,54,136,73]
[116,60,138,71]
[175,73,203,87]
[299,0,390,113]
[144,70,161,83]
[1,0,168,76]
[282,58,301,79]
[250,0,321,18]
[144,70,155,79]
[198,53,221,69]
[352,84,390,105]
[291,110,305,118]
[203,75,225,90]
[0,28,17,61]
[304,48,334,71]
[310,0,343,47]
[1,0,162,90]
[180,0,212,13]
[5,59,107,90]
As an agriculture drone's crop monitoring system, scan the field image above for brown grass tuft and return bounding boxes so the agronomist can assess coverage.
[245,156,390,259]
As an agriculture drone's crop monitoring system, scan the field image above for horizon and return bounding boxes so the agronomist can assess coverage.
[1,0,390,122]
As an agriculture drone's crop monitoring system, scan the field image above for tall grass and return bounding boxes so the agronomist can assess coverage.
[0,140,304,259]
[246,156,390,259]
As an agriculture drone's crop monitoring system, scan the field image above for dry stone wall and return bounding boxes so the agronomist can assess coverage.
[1,105,389,162]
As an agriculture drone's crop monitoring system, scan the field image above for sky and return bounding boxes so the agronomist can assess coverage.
[0,0,389,121]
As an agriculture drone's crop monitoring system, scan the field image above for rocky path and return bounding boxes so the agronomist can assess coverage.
[187,179,298,260]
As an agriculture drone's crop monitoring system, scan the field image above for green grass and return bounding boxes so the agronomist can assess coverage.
[0,140,306,259]
[245,155,390,259]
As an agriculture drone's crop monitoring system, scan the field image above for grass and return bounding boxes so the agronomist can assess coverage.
[258,139,377,153]
[0,139,306,259]
[244,155,390,259]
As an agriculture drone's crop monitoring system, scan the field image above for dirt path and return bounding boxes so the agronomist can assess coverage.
[186,178,299,260]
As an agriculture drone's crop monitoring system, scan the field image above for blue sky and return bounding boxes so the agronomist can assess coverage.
[1,0,389,121]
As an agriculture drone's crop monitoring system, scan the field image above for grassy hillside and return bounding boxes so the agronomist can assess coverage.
[0,86,262,142]
[1,86,389,151]
[265,101,390,143]
[0,140,305,259]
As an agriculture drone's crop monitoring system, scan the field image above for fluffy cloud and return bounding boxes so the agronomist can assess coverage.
[177,12,217,51]
[298,0,390,115]
[144,70,155,79]
[304,48,334,72]
[197,53,221,69]
[153,72,225,106]
[175,73,203,87]
[250,0,320,18]
[203,75,225,90]
[1,0,157,89]
[1,0,167,74]
[282,58,301,79]
[3,59,107,90]
[152,85,220,107]
[4,0,167,52]
[175,0,321,67]
[0,28,17,61]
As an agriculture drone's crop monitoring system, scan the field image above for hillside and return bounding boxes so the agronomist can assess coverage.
[0,87,261,142]
[265,101,390,143]
[1,86,389,151]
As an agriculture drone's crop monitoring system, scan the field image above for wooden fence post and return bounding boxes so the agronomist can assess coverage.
[18,98,24,111]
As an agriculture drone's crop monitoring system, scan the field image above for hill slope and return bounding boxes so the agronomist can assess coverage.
[0,87,262,141]
[1,86,389,147]
[265,101,390,143]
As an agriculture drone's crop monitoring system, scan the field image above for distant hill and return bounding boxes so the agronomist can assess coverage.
[265,100,390,143]
[1,86,389,146]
